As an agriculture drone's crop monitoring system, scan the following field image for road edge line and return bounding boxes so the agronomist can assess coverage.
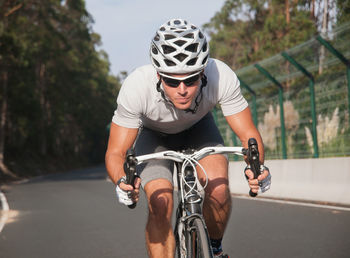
[232,194,350,212]
[0,191,10,233]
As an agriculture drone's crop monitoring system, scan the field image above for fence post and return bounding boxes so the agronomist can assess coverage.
[238,76,258,127]
[281,52,319,158]
[254,64,287,159]
[316,35,350,122]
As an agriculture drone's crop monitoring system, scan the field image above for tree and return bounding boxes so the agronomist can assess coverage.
[0,0,121,179]
[336,0,350,25]
[203,0,317,69]
[0,1,24,179]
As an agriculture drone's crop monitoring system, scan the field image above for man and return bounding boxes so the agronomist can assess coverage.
[105,18,271,258]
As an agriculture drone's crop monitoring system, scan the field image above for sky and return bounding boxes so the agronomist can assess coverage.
[84,0,227,76]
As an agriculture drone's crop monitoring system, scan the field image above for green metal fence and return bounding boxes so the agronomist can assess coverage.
[214,22,350,160]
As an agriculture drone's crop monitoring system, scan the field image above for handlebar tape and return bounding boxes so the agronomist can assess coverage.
[247,138,261,197]
[125,148,137,209]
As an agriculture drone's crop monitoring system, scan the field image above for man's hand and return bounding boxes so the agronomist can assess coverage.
[244,165,271,194]
[116,176,141,206]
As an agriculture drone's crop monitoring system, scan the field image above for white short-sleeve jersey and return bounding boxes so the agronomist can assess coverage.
[112,58,248,134]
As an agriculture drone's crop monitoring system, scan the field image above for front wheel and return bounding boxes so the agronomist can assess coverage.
[185,218,213,258]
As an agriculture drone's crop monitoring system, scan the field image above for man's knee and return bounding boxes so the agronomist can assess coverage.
[197,154,230,203]
[206,181,231,205]
[145,179,174,221]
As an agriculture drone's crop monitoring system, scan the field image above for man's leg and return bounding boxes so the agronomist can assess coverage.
[134,127,179,257]
[144,178,175,258]
[197,154,231,240]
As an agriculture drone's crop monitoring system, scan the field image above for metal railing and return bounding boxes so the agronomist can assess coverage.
[214,22,350,160]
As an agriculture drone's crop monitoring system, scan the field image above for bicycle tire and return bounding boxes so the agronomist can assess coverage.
[185,218,213,258]
[175,220,186,258]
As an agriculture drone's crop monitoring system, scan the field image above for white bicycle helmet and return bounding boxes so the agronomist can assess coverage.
[150,18,209,74]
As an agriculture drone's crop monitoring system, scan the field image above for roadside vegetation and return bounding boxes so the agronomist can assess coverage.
[1,0,349,181]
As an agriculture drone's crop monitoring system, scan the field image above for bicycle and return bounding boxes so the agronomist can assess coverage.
[123,138,262,258]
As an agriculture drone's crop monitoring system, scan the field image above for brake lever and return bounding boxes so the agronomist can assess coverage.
[246,138,261,197]
[124,148,138,209]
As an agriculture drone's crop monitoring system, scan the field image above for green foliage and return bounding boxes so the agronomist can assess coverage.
[336,0,350,25]
[204,0,318,69]
[0,0,121,176]
[206,0,350,159]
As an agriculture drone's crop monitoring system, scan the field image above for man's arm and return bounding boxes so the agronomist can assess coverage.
[225,107,270,194]
[105,122,139,185]
[225,107,264,162]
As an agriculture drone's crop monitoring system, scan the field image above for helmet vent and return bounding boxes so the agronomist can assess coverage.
[183,33,194,39]
[185,43,198,53]
[151,46,158,55]
[161,45,176,54]
[191,25,197,29]
[165,34,176,40]
[174,53,188,62]
[202,55,208,65]
[164,59,176,66]
[174,20,181,25]
[202,41,207,52]
[160,27,166,31]
[174,40,186,46]
[187,58,198,66]
[175,30,184,33]
[153,58,160,67]
[154,34,160,41]
[199,31,204,39]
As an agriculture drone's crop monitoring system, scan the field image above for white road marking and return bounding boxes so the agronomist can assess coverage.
[233,194,350,212]
[0,191,10,233]
[0,192,9,211]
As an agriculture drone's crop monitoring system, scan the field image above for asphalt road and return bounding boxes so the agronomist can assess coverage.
[1,166,349,258]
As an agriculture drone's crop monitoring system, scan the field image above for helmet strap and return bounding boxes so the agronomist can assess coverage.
[185,74,207,114]
[156,77,168,101]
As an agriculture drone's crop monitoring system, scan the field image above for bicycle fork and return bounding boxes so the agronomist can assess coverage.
[174,162,213,258]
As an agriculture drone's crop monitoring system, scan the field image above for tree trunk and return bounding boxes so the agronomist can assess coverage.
[36,62,48,156]
[310,0,316,20]
[322,0,329,34]
[269,0,273,15]
[319,0,328,74]
[285,0,290,24]
[285,0,291,89]
[0,70,18,179]
[253,37,259,53]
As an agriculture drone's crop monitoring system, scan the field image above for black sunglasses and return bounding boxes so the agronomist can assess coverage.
[161,73,201,88]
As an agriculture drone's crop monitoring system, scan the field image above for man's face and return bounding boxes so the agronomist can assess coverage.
[159,72,202,110]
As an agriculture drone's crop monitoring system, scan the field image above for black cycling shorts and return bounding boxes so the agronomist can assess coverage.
[135,112,225,188]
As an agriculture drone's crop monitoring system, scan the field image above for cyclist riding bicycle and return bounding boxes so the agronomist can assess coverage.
[105,18,271,258]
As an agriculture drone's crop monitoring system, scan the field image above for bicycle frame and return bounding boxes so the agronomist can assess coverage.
[124,138,262,257]
[173,156,211,258]
[126,146,247,258]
